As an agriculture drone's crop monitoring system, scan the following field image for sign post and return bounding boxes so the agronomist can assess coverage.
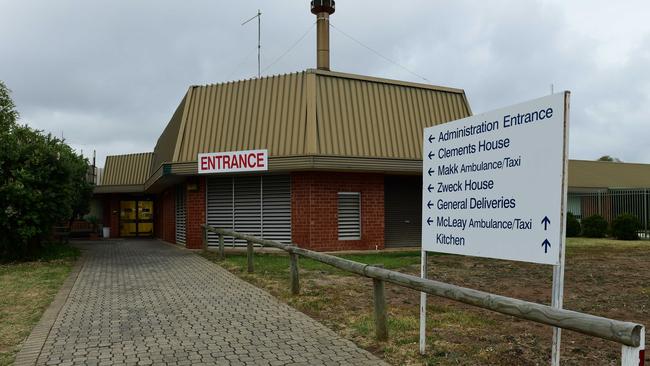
[419,92,570,365]
[551,93,571,366]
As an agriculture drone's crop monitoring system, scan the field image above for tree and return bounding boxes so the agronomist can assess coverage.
[0,81,18,128]
[0,81,93,260]
[597,155,622,162]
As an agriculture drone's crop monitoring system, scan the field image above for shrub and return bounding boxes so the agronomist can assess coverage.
[565,212,581,237]
[0,81,93,260]
[611,213,641,240]
[581,214,608,238]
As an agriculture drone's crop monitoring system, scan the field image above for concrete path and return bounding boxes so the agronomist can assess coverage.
[29,240,386,366]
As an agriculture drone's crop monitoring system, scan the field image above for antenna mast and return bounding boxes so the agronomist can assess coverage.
[242,9,262,78]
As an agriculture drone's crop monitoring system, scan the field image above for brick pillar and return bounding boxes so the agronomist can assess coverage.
[102,195,111,228]
[154,195,161,238]
[291,173,312,247]
[154,189,176,244]
[108,194,120,238]
[164,189,176,243]
[184,177,206,249]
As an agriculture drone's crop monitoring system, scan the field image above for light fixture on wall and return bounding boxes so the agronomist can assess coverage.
[186,182,198,192]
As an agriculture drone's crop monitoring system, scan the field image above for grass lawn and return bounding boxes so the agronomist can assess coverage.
[202,237,650,365]
[0,244,79,366]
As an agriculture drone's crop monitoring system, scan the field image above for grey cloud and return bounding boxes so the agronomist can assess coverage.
[1,0,649,166]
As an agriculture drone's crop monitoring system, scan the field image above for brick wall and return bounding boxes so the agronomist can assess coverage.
[105,194,120,238]
[155,188,176,244]
[185,177,206,249]
[291,172,384,251]
[154,196,162,238]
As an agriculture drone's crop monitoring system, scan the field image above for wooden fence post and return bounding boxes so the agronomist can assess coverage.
[289,247,300,295]
[373,264,388,341]
[218,234,225,261]
[247,240,254,273]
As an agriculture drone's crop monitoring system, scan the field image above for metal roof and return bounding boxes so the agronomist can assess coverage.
[150,95,187,176]
[568,160,650,189]
[95,70,650,194]
[101,69,471,191]
[100,152,153,186]
[155,68,471,167]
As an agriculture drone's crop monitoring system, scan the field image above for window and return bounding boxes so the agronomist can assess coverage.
[338,192,361,240]
[175,186,186,245]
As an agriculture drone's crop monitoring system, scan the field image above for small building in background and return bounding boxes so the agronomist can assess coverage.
[567,160,650,237]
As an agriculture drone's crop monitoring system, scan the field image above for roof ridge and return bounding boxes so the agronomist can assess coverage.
[188,69,465,94]
[307,68,466,94]
[106,151,153,158]
[190,70,307,89]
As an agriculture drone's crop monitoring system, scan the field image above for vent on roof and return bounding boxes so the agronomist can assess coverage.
[311,0,335,70]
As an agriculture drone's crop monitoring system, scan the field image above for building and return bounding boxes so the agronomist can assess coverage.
[94,67,472,250]
[94,1,650,249]
[567,160,650,235]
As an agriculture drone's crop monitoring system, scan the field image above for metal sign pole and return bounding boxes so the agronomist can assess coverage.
[419,249,428,354]
[551,91,571,366]
[551,264,565,365]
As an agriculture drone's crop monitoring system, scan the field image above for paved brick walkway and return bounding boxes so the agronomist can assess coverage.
[32,240,385,366]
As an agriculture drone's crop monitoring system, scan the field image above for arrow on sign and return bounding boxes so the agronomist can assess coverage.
[427,184,434,193]
[427,217,433,226]
[427,200,433,209]
[541,216,551,230]
[542,239,551,253]
[428,135,435,143]
[428,151,434,160]
[428,167,434,176]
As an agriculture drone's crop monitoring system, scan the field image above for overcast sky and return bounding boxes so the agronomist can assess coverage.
[2,0,649,167]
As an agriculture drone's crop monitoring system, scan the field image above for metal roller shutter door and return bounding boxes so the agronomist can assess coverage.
[206,176,234,245]
[261,175,292,243]
[384,175,422,247]
[175,186,186,245]
[206,175,291,247]
[234,176,262,245]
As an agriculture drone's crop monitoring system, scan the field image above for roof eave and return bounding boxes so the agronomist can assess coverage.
[94,184,145,194]
[307,68,467,94]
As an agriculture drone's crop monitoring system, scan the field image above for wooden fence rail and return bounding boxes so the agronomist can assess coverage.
[201,224,645,363]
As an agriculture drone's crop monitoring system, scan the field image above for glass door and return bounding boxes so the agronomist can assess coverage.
[137,201,154,236]
[119,200,154,237]
[120,201,137,237]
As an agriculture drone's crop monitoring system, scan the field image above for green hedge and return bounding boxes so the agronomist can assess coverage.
[611,213,641,240]
[566,212,581,237]
[581,214,608,238]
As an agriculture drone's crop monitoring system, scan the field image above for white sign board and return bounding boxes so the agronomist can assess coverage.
[421,93,568,265]
[198,149,268,174]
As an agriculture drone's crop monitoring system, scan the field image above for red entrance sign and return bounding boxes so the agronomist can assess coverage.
[198,149,268,174]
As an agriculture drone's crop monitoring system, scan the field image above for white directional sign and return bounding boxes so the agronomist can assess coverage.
[421,92,569,265]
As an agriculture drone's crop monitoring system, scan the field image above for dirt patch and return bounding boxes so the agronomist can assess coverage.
[206,241,649,365]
